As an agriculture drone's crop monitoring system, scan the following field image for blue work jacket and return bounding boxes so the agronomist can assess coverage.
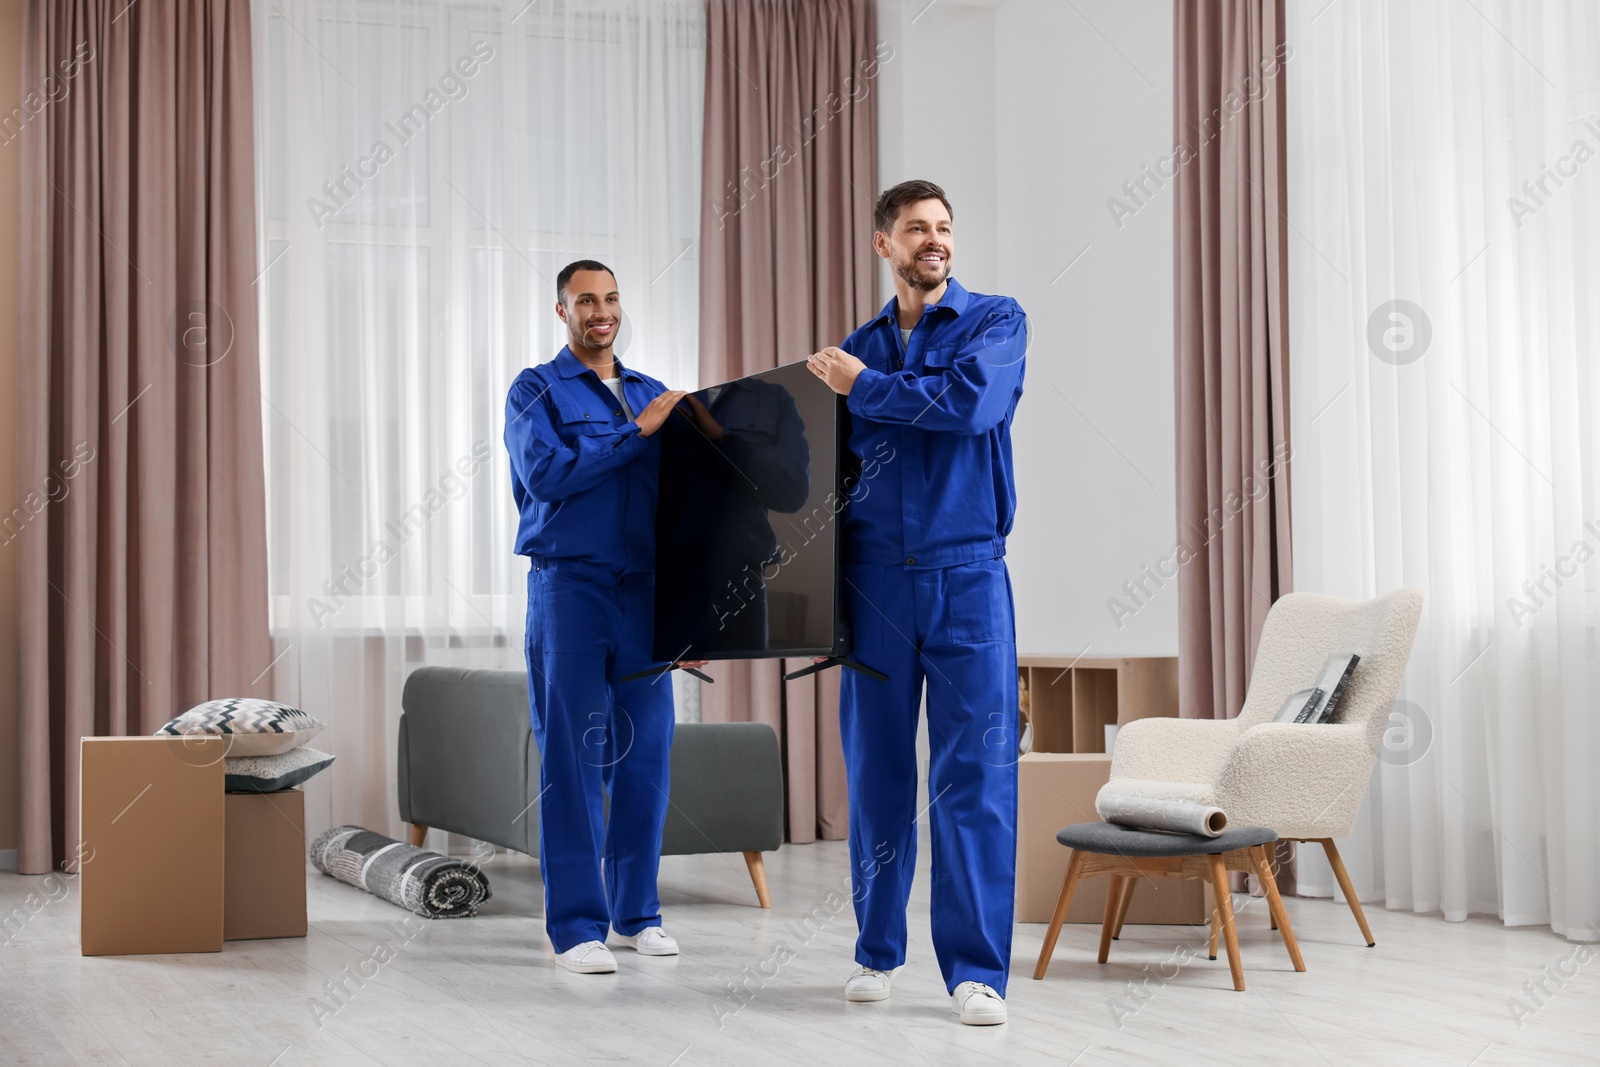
[504,347,668,582]
[840,277,1027,569]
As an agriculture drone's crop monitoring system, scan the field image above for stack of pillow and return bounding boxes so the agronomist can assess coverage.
[154,698,334,793]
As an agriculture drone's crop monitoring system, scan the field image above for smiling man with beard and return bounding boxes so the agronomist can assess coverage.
[807,180,1028,1026]
[504,260,694,974]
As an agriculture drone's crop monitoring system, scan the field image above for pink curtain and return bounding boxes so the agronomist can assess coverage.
[1173,0,1295,888]
[697,0,880,843]
[16,0,270,874]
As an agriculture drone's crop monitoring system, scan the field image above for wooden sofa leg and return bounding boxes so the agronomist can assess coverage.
[409,824,428,846]
[744,851,772,909]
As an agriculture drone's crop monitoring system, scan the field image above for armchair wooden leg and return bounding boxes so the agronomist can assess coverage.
[1251,845,1305,972]
[1207,854,1245,991]
[1097,876,1124,964]
[1110,875,1137,940]
[409,824,428,846]
[1034,851,1086,980]
[743,851,772,909]
[1317,838,1375,946]
[1208,906,1221,960]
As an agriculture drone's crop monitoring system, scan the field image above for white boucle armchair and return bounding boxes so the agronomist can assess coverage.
[1098,587,1424,945]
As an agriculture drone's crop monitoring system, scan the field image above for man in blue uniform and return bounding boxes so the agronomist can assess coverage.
[807,181,1026,1025]
[505,259,691,974]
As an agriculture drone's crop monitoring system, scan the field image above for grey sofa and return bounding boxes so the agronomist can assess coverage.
[397,666,784,907]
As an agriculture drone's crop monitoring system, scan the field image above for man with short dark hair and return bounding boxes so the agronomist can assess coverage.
[808,179,1027,1025]
[505,260,691,973]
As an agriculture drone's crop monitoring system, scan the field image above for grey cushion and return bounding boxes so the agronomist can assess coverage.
[1055,821,1278,856]
[399,668,540,855]
[225,746,335,793]
[398,667,784,859]
[664,723,783,855]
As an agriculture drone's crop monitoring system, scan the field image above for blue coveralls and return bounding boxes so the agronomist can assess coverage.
[504,346,675,954]
[838,277,1026,995]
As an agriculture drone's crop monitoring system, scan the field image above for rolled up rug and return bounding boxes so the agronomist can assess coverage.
[310,826,492,918]
[1096,794,1228,837]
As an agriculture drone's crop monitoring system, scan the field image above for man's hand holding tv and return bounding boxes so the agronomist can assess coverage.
[807,346,866,395]
[636,389,689,436]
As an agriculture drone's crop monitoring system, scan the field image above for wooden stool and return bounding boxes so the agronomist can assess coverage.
[1032,822,1305,991]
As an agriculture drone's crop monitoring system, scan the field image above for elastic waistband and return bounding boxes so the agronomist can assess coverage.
[529,556,654,588]
[845,537,1007,570]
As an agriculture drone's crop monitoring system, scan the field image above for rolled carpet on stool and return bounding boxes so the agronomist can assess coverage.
[310,825,492,918]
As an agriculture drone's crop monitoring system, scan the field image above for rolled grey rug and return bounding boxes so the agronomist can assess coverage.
[310,825,492,918]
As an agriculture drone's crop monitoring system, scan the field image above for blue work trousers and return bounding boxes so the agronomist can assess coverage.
[838,558,1019,995]
[524,567,674,953]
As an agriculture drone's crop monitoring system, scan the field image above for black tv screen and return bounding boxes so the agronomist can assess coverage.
[652,359,844,662]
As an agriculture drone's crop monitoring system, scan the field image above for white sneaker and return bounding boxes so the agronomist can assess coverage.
[554,940,617,973]
[844,965,900,1002]
[613,926,679,956]
[950,981,1007,1025]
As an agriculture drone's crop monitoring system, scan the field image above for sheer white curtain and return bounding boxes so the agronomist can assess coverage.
[1288,0,1599,940]
[251,0,704,845]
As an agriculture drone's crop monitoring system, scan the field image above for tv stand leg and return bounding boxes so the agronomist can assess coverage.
[782,656,887,682]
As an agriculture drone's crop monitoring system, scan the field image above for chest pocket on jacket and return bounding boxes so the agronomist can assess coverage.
[551,390,610,436]
[922,345,955,372]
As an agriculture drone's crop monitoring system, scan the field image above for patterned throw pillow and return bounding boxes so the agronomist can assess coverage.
[225,747,335,793]
[155,698,326,757]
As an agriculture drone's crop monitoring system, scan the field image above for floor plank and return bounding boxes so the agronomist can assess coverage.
[0,837,1593,1066]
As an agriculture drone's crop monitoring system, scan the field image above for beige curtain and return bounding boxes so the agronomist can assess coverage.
[16,0,270,874]
[1173,1,1294,888]
[697,0,879,843]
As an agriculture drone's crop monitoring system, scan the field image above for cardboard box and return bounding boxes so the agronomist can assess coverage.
[1017,752,1206,925]
[224,789,308,941]
[81,737,226,955]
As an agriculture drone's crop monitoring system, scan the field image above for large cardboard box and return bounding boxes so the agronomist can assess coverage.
[80,737,226,955]
[1017,752,1206,925]
[224,789,308,941]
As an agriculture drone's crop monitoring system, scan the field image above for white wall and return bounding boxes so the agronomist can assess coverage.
[876,0,999,290]
[878,0,1178,658]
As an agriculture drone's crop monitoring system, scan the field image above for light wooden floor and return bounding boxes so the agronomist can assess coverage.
[1,838,1594,1066]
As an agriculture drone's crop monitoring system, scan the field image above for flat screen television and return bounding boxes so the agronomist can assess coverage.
[652,359,846,663]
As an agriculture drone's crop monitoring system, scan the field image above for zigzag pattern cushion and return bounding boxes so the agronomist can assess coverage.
[156,698,326,757]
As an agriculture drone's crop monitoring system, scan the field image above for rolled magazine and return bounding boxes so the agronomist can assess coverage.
[1097,793,1228,837]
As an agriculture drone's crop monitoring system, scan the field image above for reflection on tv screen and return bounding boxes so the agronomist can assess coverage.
[653,360,841,661]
